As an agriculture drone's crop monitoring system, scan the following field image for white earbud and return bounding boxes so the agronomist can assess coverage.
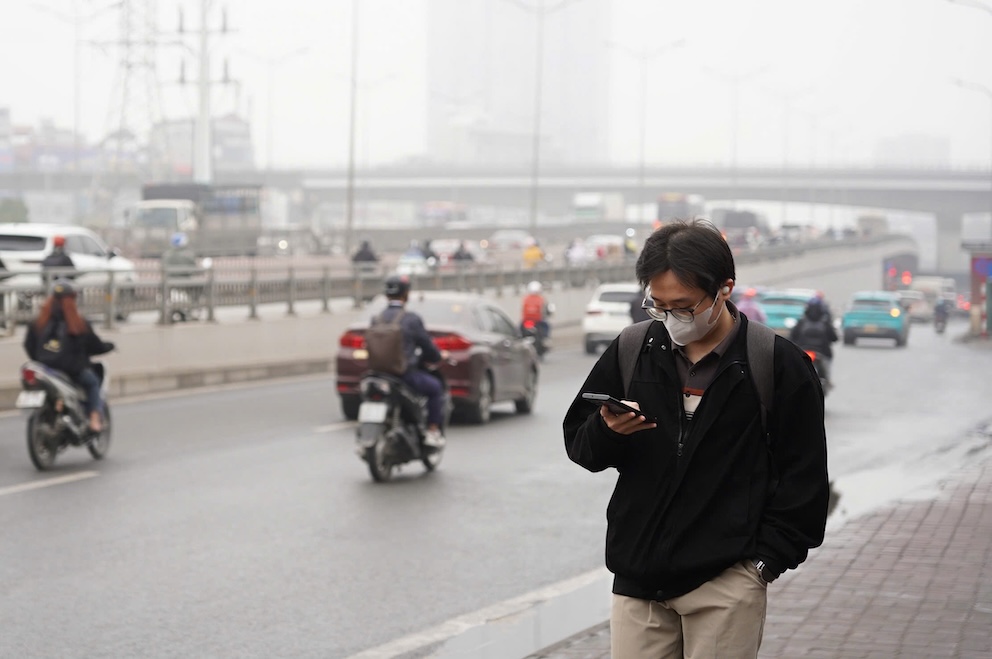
[721,285,731,295]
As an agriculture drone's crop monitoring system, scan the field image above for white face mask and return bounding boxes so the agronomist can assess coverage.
[662,296,723,346]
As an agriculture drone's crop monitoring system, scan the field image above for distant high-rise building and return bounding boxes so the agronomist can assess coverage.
[426,0,611,167]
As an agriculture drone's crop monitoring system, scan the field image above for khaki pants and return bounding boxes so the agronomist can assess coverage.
[611,560,767,659]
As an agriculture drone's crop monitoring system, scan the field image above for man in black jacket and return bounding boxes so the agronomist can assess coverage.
[563,220,828,658]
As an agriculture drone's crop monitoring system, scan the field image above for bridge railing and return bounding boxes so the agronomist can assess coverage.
[0,234,911,333]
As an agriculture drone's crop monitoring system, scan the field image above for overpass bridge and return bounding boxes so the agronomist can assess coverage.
[3,164,988,272]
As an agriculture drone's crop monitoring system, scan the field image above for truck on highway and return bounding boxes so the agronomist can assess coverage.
[655,192,705,227]
[572,192,624,223]
[711,208,771,251]
[857,214,888,237]
[115,183,288,257]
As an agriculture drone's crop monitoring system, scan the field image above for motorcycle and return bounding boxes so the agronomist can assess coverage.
[804,350,832,397]
[934,314,947,334]
[163,257,211,323]
[520,319,550,359]
[16,360,112,471]
[355,367,451,482]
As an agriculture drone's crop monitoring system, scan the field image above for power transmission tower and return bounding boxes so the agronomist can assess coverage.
[89,0,170,226]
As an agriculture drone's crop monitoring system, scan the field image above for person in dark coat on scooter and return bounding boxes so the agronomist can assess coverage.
[790,297,837,384]
[375,275,446,449]
[23,280,115,433]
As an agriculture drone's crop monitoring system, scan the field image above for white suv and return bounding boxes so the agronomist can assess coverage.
[582,282,644,354]
[0,223,137,289]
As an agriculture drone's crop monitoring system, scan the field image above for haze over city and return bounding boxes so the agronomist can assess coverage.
[2,0,992,170]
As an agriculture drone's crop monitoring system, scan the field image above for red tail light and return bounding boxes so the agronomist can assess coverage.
[805,350,817,361]
[434,334,472,351]
[339,331,366,349]
[585,309,603,316]
[522,319,536,329]
[21,366,38,387]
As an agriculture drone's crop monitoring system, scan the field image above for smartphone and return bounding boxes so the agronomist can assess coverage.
[581,392,656,423]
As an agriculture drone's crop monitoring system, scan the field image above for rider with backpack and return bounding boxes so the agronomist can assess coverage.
[23,280,115,433]
[790,297,838,383]
[366,275,445,449]
[563,220,828,658]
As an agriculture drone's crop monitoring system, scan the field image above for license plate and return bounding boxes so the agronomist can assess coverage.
[358,401,388,423]
[15,390,46,408]
[864,324,878,333]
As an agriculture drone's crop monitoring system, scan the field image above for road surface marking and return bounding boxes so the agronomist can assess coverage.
[0,471,99,497]
[313,421,356,433]
[343,567,611,659]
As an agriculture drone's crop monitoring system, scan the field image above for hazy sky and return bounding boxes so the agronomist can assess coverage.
[3,0,992,169]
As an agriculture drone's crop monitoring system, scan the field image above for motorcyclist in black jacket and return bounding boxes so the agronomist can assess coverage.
[790,297,838,384]
[23,280,115,433]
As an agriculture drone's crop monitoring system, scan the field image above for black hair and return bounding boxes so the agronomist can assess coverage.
[634,219,736,294]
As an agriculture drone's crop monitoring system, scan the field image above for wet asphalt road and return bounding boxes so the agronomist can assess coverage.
[0,262,988,658]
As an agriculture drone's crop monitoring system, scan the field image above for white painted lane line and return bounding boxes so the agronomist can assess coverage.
[0,471,100,497]
[343,567,612,659]
[313,421,356,433]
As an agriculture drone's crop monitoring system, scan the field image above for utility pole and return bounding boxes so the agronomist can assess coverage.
[194,0,212,184]
[28,1,117,221]
[607,39,685,223]
[500,0,589,234]
[759,85,813,224]
[703,65,769,209]
[344,0,359,256]
[175,1,236,185]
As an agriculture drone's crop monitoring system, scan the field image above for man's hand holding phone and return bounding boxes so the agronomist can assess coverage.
[581,392,657,435]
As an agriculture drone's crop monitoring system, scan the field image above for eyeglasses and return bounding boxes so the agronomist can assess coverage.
[641,294,709,323]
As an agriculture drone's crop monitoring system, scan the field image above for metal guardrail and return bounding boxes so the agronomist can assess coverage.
[0,235,914,334]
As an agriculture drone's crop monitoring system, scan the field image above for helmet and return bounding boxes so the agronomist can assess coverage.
[384,275,411,298]
[805,297,825,320]
[52,235,66,248]
[527,280,542,294]
[51,279,75,298]
[171,232,188,248]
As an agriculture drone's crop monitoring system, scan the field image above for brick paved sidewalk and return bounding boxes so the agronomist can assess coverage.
[528,454,992,658]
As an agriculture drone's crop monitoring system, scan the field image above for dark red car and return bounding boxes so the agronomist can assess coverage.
[336,292,540,424]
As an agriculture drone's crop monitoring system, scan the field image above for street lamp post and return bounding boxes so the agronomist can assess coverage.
[264,48,308,172]
[760,85,812,224]
[29,1,116,220]
[608,39,685,223]
[240,46,309,173]
[500,0,587,234]
[344,0,359,256]
[703,65,769,208]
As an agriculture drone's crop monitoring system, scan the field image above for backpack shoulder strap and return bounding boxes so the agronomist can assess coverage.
[745,320,776,436]
[618,320,652,398]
